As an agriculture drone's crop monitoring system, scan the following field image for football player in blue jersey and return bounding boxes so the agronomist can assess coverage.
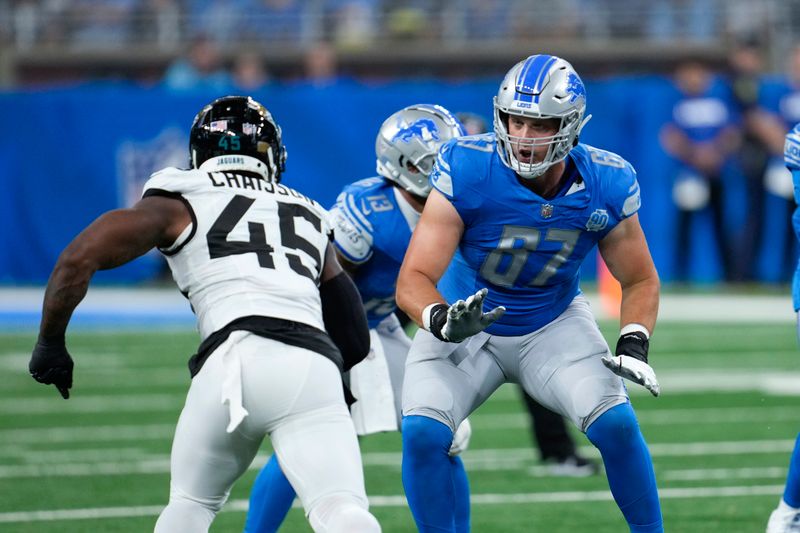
[397,54,663,532]
[766,123,800,533]
[243,104,473,533]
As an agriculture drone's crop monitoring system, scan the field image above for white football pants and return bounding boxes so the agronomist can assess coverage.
[154,333,380,533]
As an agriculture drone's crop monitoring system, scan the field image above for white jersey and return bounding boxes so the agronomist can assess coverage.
[142,156,331,340]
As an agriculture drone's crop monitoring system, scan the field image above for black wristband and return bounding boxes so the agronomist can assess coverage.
[615,331,649,364]
[428,304,450,342]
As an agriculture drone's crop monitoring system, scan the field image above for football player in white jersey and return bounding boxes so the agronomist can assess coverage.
[244,104,473,533]
[28,96,381,533]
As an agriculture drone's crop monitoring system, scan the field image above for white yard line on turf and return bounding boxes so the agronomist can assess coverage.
[5,372,800,418]
[663,467,787,481]
[0,439,796,478]
[0,485,786,523]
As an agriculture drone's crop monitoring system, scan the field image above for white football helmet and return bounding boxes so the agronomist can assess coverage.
[376,104,466,197]
[493,54,590,179]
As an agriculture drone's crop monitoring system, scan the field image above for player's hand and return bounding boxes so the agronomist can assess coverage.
[449,418,472,456]
[29,336,74,399]
[428,288,505,343]
[601,331,660,397]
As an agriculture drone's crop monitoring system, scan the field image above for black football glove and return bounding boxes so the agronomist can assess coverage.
[30,336,74,399]
[601,331,660,397]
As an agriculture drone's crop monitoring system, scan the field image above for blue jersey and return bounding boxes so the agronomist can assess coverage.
[431,134,641,336]
[669,76,739,142]
[784,123,800,311]
[328,177,417,327]
[760,76,800,128]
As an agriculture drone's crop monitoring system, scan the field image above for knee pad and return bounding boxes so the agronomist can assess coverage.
[402,415,453,456]
[308,495,380,533]
[169,486,226,514]
[586,402,641,450]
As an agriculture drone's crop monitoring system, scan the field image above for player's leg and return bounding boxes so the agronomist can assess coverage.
[155,334,267,533]
[378,314,412,427]
[380,316,471,533]
[243,454,296,533]
[402,330,503,532]
[242,316,408,533]
[267,348,379,533]
[519,297,662,533]
[766,432,800,533]
[586,403,661,533]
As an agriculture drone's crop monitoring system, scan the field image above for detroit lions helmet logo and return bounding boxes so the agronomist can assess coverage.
[392,118,440,144]
[566,72,586,104]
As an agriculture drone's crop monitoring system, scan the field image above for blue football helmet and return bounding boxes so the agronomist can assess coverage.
[493,55,590,179]
[375,104,466,197]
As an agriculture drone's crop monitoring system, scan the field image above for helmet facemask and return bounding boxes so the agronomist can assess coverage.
[493,55,589,180]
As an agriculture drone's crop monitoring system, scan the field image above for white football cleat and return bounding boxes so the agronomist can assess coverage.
[767,501,800,533]
[545,454,601,478]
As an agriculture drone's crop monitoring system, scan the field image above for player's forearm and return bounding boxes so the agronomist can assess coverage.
[619,276,660,335]
[396,268,447,327]
[39,254,96,339]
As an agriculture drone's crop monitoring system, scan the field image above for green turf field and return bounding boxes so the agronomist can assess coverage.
[1,321,798,532]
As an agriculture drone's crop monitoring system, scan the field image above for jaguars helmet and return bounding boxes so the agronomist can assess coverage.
[189,95,287,182]
[493,55,590,179]
[376,104,466,197]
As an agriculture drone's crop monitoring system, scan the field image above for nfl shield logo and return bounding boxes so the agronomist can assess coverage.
[540,203,554,218]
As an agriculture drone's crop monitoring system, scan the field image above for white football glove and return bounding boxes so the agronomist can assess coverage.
[449,418,472,456]
[601,329,660,397]
[425,288,505,343]
[601,354,660,397]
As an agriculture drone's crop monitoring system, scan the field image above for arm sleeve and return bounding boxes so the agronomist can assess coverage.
[430,138,483,225]
[320,271,370,371]
[609,163,642,221]
[328,191,374,264]
[141,167,197,254]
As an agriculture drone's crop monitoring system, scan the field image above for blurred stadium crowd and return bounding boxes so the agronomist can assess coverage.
[2,0,800,86]
[0,0,782,49]
[0,1,797,55]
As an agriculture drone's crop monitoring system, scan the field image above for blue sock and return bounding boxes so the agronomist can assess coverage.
[451,455,471,533]
[244,454,297,533]
[586,402,663,533]
[402,415,459,532]
[784,433,800,508]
